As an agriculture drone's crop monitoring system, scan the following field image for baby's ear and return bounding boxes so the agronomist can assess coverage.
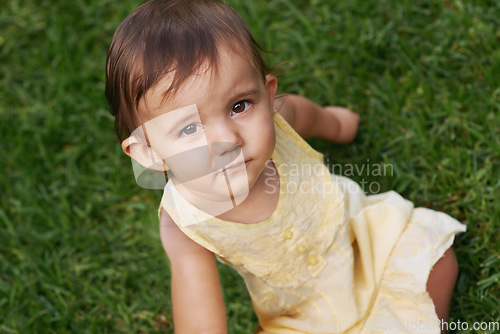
[121,136,167,172]
[265,74,278,105]
[122,136,168,189]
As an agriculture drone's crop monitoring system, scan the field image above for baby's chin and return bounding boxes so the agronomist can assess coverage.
[171,171,250,208]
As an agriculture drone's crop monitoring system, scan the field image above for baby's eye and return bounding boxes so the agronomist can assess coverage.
[231,101,251,114]
[179,123,201,137]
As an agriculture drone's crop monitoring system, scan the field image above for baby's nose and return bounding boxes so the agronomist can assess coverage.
[207,122,241,156]
[210,141,239,157]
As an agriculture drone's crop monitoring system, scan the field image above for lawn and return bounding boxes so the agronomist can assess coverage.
[0,0,498,333]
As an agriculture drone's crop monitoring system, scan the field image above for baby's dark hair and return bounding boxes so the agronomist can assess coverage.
[106,0,270,141]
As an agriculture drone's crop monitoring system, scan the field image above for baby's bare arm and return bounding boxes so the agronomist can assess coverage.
[160,210,227,333]
[275,94,360,143]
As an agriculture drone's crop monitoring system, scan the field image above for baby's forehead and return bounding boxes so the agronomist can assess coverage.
[136,71,201,123]
[137,51,263,120]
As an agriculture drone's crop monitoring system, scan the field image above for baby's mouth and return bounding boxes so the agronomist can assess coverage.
[218,160,248,175]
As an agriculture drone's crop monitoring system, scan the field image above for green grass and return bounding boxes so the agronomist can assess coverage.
[1,0,498,333]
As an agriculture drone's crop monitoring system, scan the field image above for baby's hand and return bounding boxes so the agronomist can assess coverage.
[324,106,360,144]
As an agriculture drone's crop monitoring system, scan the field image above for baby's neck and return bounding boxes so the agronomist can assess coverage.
[216,160,280,224]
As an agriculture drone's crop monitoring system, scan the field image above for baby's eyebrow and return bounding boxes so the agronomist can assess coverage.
[145,109,201,139]
[230,88,259,101]
[167,113,198,134]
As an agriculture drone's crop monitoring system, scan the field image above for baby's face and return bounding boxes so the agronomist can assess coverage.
[127,48,277,208]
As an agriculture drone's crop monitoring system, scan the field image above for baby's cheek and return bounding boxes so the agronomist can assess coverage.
[263,123,276,157]
[164,145,214,183]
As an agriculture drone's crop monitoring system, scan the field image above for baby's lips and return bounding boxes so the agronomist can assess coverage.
[211,143,242,170]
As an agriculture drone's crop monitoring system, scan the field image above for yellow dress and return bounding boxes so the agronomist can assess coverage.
[159,112,466,333]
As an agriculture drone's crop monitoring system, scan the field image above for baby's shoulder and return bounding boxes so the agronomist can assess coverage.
[159,209,212,262]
